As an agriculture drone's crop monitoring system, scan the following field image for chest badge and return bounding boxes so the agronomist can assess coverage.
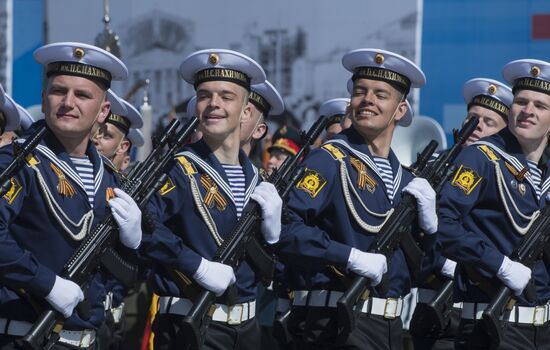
[200,174,227,211]
[350,157,377,193]
[50,163,76,197]
[518,183,526,196]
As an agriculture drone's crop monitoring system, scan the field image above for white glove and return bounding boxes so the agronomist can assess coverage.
[402,178,438,234]
[496,256,532,296]
[193,258,236,296]
[346,247,387,286]
[109,188,142,249]
[250,182,282,244]
[441,259,457,279]
[45,276,84,318]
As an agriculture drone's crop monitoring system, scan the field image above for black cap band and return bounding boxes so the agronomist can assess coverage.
[352,66,411,95]
[468,95,509,120]
[512,77,550,96]
[106,113,130,135]
[249,91,271,115]
[47,62,112,88]
[325,114,345,129]
[193,68,251,91]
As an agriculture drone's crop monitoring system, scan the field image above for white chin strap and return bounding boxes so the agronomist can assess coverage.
[242,113,263,144]
[385,99,404,129]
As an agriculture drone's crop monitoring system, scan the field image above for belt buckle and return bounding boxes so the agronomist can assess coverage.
[533,306,547,326]
[79,329,95,347]
[227,304,244,325]
[384,298,398,319]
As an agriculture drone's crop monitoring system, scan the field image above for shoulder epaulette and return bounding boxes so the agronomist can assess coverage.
[322,143,346,160]
[477,145,500,161]
[25,154,40,166]
[176,155,197,175]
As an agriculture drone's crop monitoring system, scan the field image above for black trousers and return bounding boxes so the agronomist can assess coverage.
[153,313,260,350]
[288,306,402,350]
[0,335,97,350]
[455,319,550,350]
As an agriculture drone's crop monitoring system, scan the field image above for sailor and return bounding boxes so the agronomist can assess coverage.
[437,59,550,349]
[277,48,437,349]
[141,48,283,350]
[0,42,143,349]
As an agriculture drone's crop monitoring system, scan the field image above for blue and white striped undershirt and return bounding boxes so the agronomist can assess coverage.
[372,157,395,202]
[70,156,95,207]
[222,164,245,218]
[527,160,542,199]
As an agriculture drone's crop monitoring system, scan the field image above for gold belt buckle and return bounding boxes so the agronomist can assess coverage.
[384,298,399,319]
[227,304,244,325]
[533,306,547,326]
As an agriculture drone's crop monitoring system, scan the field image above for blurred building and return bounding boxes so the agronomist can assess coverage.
[115,10,196,114]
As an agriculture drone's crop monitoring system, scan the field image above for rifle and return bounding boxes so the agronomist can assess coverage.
[336,116,479,332]
[273,306,293,346]
[409,279,454,337]
[178,115,329,349]
[478,204,550,350]
[0,125,47,197]
[19,117,199,350]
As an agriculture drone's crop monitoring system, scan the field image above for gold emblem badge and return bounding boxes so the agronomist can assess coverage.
[487,84,497,95]
[451,165,482,195]
[530,65,541,78]
[73,47,85,59]
[296,168,327,198]
[208,53,220,65]
[159,177,176,196]
[375,53,385,65]
[3,177,22,205]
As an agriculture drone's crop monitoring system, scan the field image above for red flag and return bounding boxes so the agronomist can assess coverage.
[532,14,550,39]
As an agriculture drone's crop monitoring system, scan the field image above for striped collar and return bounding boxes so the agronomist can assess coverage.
[16,135,106,200]
[175,139,259,208]
[472,139,550,199]
[323,138,403,201]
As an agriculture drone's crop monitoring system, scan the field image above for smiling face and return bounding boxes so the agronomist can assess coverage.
[349,78,406,141]
[195,80,250,143]
[509,89,550,146]
[42,75,110,142]
[463,105,507,146]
